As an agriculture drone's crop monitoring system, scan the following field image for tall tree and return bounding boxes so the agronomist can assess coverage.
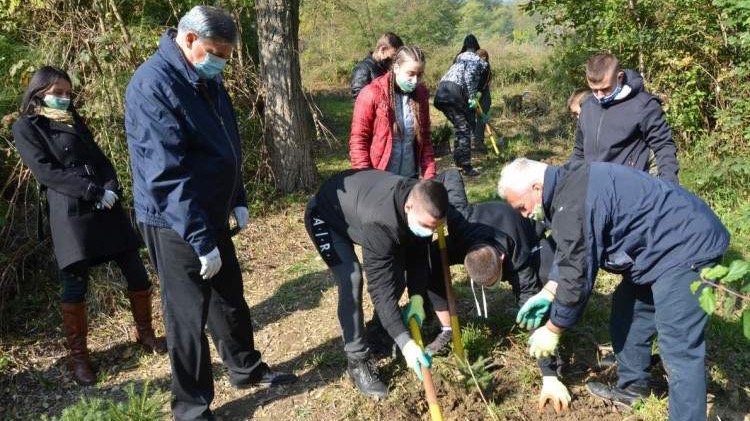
[255,0,316,192]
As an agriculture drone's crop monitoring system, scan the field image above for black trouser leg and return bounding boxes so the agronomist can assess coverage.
[441,104,474,167]
[112,250,151,292]
[140,223,214,421]
[60,261,90,304]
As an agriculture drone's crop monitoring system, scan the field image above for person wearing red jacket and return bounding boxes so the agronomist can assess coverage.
[349,45,436,180]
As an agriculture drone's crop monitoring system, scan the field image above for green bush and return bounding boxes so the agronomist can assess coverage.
[41,381,169,421]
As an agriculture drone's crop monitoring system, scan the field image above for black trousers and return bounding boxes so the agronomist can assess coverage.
[437,102,475,167]
[140,223,264,421]
[60,250,150,303]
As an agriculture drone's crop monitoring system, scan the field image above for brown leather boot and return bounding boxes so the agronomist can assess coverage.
[60,302,96,385]
[128,289,167,354]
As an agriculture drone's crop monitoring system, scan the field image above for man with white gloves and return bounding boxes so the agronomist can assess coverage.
[499,158,728,420]
[125,6,295,420]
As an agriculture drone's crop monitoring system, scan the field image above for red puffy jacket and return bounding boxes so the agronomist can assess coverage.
[349,72,436,179]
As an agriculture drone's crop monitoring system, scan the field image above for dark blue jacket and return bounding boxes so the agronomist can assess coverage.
[543,161,729,328]
[125,30,246,256]
[572,69,679,184]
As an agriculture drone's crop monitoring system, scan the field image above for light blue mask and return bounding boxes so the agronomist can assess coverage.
[407,212,434,238]
[194,52,227,79]
[43,94,70,111]
[598,83,622,105]
[396,74,417,93]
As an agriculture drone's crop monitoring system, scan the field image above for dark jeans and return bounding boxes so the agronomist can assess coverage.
[60,250,150,303]
[437,102,475,167]
[139,223,264,421]
[474,90,491,149]
[612,266,709,421]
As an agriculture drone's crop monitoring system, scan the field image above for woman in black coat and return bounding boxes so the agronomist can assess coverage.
[12,66,166,386]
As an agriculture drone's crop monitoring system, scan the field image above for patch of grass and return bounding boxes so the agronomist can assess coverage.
[41,381,169,421]
[461,322,494,360]
[305,350,345,370]
[632,394,669,421]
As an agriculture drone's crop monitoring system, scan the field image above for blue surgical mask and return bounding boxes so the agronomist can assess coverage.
[194,52,227,79]
[598,83,622,105]
[396,74,417,93]
[407,212,434,238]
[43,94,70,111]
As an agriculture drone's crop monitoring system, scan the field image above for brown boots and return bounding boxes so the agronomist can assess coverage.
[128,289,167,354]
[60,289,166,385]
[60,302,96,385]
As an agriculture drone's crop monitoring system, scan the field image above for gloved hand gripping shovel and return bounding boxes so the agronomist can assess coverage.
[437,224,465,361]
[408,296,444,421]
[475,102,504,155]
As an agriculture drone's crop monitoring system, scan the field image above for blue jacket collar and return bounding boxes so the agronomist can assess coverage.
[157,29,202,86]
[542,165,560,222]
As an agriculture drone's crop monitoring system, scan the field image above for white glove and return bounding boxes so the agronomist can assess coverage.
[233,206,250,230]
[99,189,119,209]
[198,247,222,280]
[528,325,560,359]
[539,376,571,414]
[402,339,432,381]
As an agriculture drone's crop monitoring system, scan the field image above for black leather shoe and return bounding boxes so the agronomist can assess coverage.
[586,382,649,408]
[234,363,297,389]
[347,355,388,399]
[460,165,481,177]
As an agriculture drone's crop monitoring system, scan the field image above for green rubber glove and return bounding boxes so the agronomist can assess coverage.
[528,325,560,359]
[480,110,491,124]
[468,92,481,110]
[516,287,555,330]
[402,294,426,327]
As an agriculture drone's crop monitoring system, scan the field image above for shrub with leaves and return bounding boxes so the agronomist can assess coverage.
[691,260,750,339]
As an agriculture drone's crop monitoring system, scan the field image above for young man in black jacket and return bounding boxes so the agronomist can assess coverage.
[304,169,448,398]
[350,32,403,100]
[572,53,679,183]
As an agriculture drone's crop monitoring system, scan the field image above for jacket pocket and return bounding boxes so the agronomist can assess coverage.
[605,250,634,272]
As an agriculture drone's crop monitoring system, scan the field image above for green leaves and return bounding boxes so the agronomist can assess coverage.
[744,309,750,340]
[724,260,750,285]
[700,264,729,280]
[698,287,716,315]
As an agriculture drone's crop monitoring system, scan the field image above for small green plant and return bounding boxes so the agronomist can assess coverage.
[461,322,494,359]
[691,260,750,339]
[42,381,169,421]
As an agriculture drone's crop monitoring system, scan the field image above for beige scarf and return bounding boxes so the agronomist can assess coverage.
[38,106,74,125]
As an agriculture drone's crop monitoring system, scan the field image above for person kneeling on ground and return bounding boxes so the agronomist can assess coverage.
[304,169,447,399]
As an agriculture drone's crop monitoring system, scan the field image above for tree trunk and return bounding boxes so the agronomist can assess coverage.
[255,0,317,192]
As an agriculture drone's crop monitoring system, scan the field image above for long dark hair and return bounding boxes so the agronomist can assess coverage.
[460,34,480,54]
[20,66,73,116]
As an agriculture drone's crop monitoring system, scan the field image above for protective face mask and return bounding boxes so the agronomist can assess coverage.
[396,74,417,93]
[598,83,622,105]
[407,212,434,237]
[530,203,545,222]
[43,95,70,111]
[194,52,227,79]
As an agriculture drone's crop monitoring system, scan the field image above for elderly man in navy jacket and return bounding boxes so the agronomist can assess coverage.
[498,158,728,420]
[125,6,295,421]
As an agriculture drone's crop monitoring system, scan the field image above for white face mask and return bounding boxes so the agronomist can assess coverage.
[530,203,545,222]
[407,211,434,237]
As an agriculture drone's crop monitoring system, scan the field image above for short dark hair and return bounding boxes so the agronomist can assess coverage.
[567,87,591,108]
[20,66,72,116]
[409,180,449,219]
[376,32,404,50]
[586,53,619,84]
[464,244,503,287]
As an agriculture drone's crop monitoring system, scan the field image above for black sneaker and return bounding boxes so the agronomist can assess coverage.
[425,330,452,356]
[234,363,297,389]
[460,165,481,177]
[586,382,649,409]
[347,355,388,399]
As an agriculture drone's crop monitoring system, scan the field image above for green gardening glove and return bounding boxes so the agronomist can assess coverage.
[528,325,560,359]
[516,287,555,330]
[468,92,481,110]
[480,110,491,124]
[402,294,426,327]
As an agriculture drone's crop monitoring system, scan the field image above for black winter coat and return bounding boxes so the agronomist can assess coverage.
[350,53,388,100]
[311,169,431,345]
[572,69,679,183]
[13,114,140,270]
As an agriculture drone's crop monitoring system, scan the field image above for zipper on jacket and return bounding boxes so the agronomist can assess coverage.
[198,82,241,219]
[595,108,606,157]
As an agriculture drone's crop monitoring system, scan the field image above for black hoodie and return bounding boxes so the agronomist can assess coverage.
[571,69,679,184]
